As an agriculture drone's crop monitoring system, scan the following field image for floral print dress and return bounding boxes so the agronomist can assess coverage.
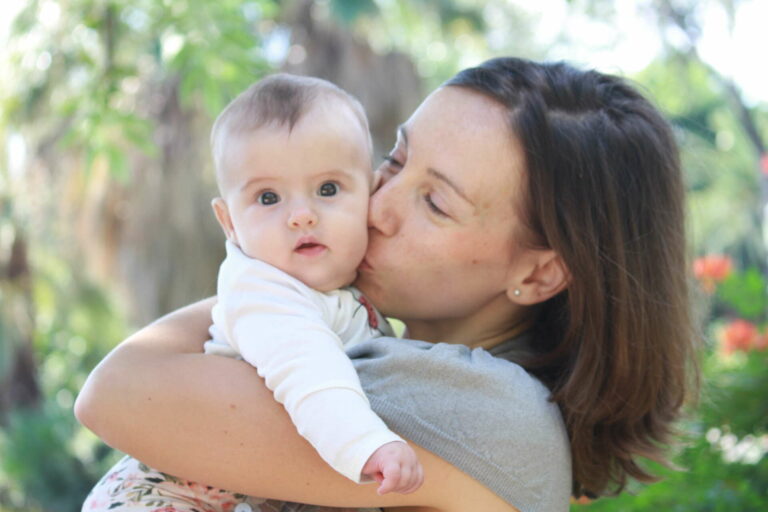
[82,455,382,512]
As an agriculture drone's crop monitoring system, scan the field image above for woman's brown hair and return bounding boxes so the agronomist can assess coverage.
[446,58,699,497]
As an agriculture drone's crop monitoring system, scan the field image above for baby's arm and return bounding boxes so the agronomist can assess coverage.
[215,248,422,492]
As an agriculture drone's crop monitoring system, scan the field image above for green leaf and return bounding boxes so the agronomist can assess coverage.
[106,146,129,183]
[717,268,768,321]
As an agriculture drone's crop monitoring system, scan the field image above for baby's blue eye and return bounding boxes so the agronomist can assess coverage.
[319,182,338,197]
[258,191,280,205]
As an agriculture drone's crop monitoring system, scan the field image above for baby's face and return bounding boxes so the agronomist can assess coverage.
[214,99,372,292]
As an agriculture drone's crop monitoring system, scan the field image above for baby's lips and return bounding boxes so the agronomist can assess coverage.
[294,235,321,249]
[293,237,328,256]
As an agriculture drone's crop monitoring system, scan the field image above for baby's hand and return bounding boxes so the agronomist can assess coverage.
[361,441,424,495]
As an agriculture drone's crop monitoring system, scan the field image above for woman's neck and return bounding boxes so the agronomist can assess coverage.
[403,302,535,351]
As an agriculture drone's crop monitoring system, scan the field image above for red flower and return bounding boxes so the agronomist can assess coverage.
[719,319,759,354]
[357,295,378,329]
[761,153,768,176]
[755,332,768,351]
[693,255,733,293]
[571,495,592,505]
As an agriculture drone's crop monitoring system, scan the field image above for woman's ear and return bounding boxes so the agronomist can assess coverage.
[211,198,237,244]
[507,249,570,304]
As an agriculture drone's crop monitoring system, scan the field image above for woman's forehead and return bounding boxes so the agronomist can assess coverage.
[404,87,524,207]
[406,87,516,156]
[409,86,507,127]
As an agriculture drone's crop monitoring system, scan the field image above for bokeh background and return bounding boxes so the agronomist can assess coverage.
[1,0,766,510]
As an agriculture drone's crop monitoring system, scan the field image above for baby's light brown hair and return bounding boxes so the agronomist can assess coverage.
[211,73,372,190]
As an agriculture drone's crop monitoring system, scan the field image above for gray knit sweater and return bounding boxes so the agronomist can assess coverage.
[348,334,572,512]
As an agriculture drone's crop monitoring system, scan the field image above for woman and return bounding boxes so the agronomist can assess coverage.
[75,57,698,512]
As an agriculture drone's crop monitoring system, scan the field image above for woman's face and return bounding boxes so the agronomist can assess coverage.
[355,86,530,337]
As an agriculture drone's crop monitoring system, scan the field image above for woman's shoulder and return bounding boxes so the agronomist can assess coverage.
[349,337,572,512]
[349,336,563,432]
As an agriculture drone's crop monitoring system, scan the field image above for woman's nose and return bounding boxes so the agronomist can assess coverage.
[288,205,318,229]
[367,176,400,236]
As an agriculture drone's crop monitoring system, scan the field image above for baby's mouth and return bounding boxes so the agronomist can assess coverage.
[294,238,327,256]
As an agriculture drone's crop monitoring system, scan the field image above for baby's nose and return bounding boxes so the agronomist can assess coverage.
[288,206,318,228]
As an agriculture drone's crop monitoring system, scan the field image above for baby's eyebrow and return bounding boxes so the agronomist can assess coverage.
[315,168,359,181]
[240,176,272,192]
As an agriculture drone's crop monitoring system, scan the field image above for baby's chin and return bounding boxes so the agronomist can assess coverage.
[306,270,358,293]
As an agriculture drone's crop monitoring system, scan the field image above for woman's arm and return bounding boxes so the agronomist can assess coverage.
[75,298,515,510]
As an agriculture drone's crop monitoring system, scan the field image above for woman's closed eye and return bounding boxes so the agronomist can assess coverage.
[378,155,404,187]
[380,153,450,218]
[424,193,448,217]
[382,155,403,169]
[380,154,404,175]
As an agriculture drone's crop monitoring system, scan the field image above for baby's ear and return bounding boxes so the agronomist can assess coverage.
[211,198,237,243]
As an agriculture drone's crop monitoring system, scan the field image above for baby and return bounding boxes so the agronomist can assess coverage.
[81,74,422,512]
[203,73,423,495]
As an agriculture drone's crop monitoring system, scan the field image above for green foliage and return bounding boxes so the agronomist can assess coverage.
[4,0,274,181]
[701,350,768,436]
[353,0,510,88]
[0,236,129,512]
[636,57,766,265]
[716,268,768,322]
[0,404,98,512]
[573,351,768,511]
[574,268,768,510]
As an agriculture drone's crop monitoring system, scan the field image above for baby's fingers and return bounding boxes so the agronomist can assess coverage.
[376,461,405,495]
[401,462,424,494]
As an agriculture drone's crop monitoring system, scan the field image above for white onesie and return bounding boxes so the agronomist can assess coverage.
[204,241,401,483]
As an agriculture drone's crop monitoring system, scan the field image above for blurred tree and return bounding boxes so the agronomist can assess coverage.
[3,0,277,326]
[634,57,767,270]
[0,210,41,423]
[277,0,544,155]
[280,0,423,158]
[0,63,40,422]
[648,0,767,267]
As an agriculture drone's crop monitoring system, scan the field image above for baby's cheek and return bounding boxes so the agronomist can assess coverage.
[351,226,369,263]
